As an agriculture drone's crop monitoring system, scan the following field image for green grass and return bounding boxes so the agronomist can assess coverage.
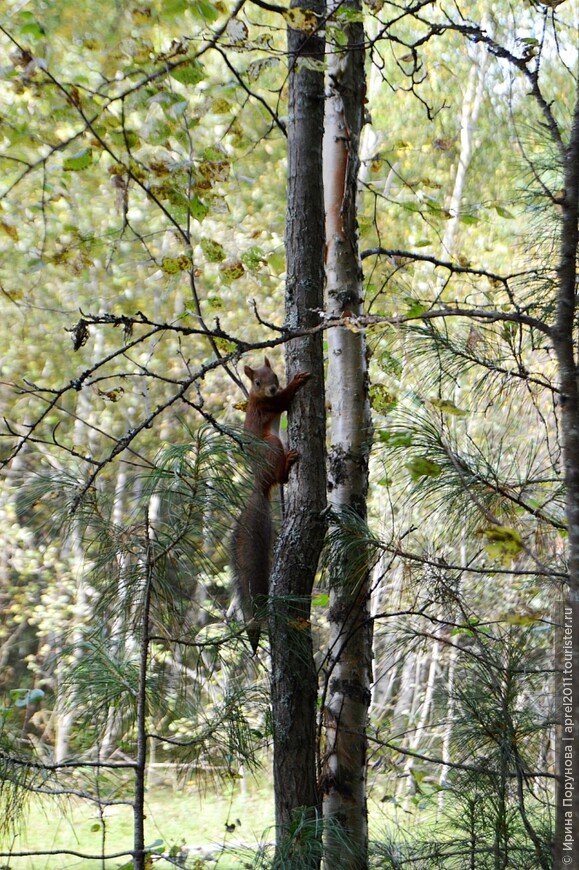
[0,778,275,870]
[0,772,461,869]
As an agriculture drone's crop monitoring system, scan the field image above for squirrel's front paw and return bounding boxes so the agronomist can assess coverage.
[293,371,311,386]
[286,449,299,467]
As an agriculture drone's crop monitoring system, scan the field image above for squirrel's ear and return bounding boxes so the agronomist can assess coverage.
[244,365,254,381]
[264,356,271,368]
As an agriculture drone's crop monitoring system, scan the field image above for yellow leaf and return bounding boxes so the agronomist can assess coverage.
[288,617,311,631]
[219,259,244,281]
[161,255,192,274]
[479,527,523,565]
[97,387,124,402]
[342,316,361,334]
[0,221,18,241]
[429,397,468,417]
[283,8,320,34]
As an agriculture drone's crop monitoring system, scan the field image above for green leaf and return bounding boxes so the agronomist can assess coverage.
[63,148,93,171]
[109,130,140,150]
[20,20,45,39]
[425,199,451,219]
[241,246,266,270]
[162,0,188,12]
[161,255,192,274]
[333,6,364,22]
[369,384,397,415]
[378,430,413,449]
[91,823,102,832]
[406,457,443,480]
[190,0,220,21]
[200,238,226,263]
[404,298,428,318]
[312,593,329,607]
[378,350,402,377]
[211,97,232,114]
[170,60,206,86]
[429,397,468,417]
[145,839,164,851]
[189,196,209,222]
[495,205,514,219]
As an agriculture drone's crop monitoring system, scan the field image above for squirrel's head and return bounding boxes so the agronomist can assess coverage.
[245,357,280,397]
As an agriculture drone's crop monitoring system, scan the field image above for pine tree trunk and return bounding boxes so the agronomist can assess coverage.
[132,512,153,870]
[321,4,373,867]
[268,2,327,865]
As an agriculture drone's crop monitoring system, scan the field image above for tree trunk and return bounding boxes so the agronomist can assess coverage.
[402,638,440,798]
[441,38,489,257]
[268,2,327,865]
[132,510,153,870]
[551,74,579,869]
[321,4,373,868]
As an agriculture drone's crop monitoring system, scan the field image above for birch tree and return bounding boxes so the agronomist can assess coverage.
[321,3,373,867]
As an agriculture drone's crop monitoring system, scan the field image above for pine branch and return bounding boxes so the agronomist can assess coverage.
[361,245,535,285]
[380,544,568,579]
[370,738,557,780]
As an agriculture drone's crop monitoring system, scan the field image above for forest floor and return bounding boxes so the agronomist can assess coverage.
[0,774,423,869]
[0,776,276,869]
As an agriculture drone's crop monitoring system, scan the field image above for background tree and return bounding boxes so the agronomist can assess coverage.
[1,1,578,868]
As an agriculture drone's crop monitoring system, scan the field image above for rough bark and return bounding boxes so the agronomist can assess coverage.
[321,5,373,868]
[551,75,579,869]
[132,512,153,870]
[268,2,327,865]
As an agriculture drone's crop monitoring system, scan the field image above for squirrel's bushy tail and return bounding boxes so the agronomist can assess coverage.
[232,489,272,653]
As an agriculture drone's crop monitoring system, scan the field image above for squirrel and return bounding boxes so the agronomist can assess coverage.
[231,357,311,653]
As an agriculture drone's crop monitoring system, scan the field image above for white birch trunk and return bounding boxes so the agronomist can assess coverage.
[438,642,458,813]
[322,6,372,866]
[402,640,440,809]
[442,42,489,258]
[54,339,101,761]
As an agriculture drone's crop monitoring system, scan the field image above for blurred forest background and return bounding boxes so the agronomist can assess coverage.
[0,0,577,867]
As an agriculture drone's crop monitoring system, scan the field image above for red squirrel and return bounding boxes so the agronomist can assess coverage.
[231,357,310,653]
